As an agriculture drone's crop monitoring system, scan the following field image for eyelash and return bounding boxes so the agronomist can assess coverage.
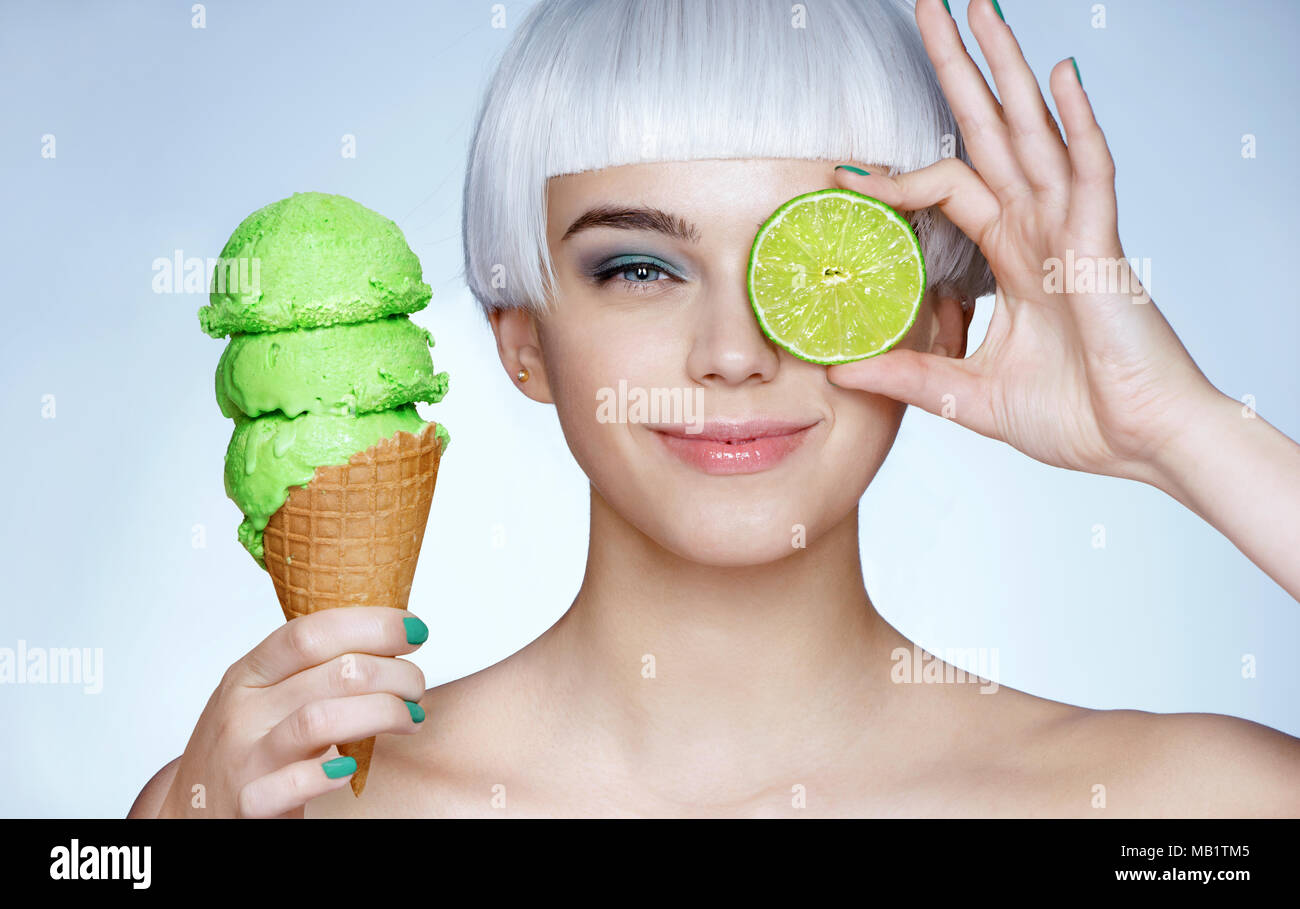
[592,258,681,294]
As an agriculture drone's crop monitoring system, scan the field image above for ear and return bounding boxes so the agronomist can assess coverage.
[487,306,553,403]
[928,285,975,359]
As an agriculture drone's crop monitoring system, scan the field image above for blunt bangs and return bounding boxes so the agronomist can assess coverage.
[462,0,995,318]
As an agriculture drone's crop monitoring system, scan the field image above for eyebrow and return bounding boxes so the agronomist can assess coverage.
[561,205,702,244]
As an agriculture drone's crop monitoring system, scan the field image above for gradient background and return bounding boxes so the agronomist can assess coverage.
[1,0,1296,817]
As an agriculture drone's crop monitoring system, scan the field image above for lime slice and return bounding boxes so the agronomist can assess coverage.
[748,188,926,365]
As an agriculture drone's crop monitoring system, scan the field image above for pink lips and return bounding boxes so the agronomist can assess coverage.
[650,419,820,475]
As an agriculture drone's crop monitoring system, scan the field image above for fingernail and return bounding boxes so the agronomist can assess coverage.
[322,756,357,779]
[1070,56,1082,87]
[835,164,870,176]
[941,0,951,13]
[403,616,429,645]
[405,700,426,723]
[991,0,1005,22]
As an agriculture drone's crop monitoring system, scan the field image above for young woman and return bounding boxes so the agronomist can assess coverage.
[132,0,1300,818]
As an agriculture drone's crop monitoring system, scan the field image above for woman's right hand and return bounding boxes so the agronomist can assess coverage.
[154,606,429,818]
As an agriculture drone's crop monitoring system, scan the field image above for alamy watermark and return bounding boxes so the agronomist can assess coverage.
[152,250,261,296]
[1043,249,1151,304]
[49,840,149,889]
[890,644,999,693]
[596,379,704,433]
[0,640,103,694]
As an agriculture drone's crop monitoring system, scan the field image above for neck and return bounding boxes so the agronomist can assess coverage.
[531,485,910,793]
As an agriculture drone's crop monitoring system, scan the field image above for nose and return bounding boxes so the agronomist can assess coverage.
[685,279,781,386]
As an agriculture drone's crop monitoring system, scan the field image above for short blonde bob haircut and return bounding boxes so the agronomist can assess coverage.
[461,0,994,319]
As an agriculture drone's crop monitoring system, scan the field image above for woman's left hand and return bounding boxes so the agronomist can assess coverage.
[826,0,1218,489]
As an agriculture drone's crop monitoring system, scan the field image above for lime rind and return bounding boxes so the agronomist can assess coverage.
[747,188,926,366]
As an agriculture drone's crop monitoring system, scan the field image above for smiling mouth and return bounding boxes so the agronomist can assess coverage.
[650,419,821,475]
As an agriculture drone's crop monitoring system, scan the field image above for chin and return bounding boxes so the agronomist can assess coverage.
[639,492,832,568]
[664,532,809,568]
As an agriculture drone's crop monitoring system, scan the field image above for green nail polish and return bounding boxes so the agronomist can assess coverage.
[403,616,428,645]
[941,0,951,13]
[991,0,1004,21]
[1071,56,1082,87]
[405,700,426,723]
[322,756,356,779]
[835,165,870,176]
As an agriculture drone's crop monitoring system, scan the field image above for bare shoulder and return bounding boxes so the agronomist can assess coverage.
[1048,707,1300,817]
[918,673,1300,818]
[126,755,181,818]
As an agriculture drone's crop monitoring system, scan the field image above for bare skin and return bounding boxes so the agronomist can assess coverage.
[296,505,1299,818]
[130,0,1300,819]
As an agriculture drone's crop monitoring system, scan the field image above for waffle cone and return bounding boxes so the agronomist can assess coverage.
[261,421,443,796]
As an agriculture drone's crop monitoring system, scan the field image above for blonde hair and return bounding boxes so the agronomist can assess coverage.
[461,0,994,318]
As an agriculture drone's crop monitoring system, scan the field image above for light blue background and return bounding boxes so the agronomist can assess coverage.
[1,0,1296,817]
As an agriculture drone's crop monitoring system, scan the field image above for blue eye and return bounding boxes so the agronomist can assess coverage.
[591,255,681,293]
[606,263,663,283]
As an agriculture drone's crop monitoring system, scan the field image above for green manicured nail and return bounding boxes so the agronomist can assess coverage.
[322,756,356,779]
[941,0,951,13]
[403,616,428,645]
[1071,56,1082,87]
[835,165,870,176]
[991,0,1004,21]
[405,700,426,723]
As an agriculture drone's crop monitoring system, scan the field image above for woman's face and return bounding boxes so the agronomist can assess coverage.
[518,158,944,566]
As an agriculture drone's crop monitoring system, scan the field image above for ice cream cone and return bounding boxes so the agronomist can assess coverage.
[261,421,444,796]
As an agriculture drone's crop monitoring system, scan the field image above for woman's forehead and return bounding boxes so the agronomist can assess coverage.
[546,158,885,242]
[550,157,840,192]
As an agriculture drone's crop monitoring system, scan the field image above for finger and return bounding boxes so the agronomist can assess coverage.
[835,157,1001,249]
[827,347,994,435]
[967,0,1071,199]
[915,0,1026,203]
[236,753,356,818]
[231,606,428,687]
[271,653,427,714]
[258,693,425,772]
[1051,58,1119,243]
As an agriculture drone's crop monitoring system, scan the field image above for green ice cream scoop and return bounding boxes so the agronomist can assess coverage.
[224,406,449,565]
[215,315,449,420]
[197,192,432,337]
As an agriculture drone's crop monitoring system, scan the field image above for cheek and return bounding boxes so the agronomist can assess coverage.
[544,308,688,420]
[539,311,683,479]
[825,390,905,484]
